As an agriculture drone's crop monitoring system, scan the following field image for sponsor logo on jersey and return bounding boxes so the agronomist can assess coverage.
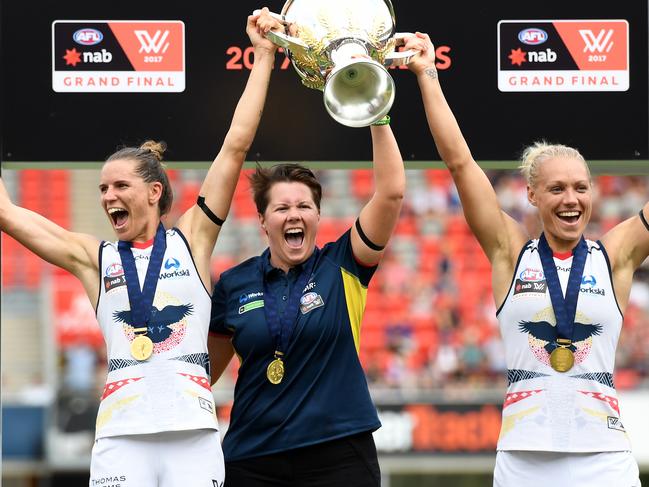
[104,263,126,292]
[199,396,214,414]
[158,258,189,280]
[239,291,263,304]
[579,274,605,296]
[519,268,544,281]
[607,416,626,432]
[90,475,127,486]
[106,263,124,277]
[513,279,547,295]
[300,292,324,314]
[238,300,264,315]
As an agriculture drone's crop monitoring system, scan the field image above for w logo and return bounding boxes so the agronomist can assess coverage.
[579,29,614,53]
[134,29,170,54]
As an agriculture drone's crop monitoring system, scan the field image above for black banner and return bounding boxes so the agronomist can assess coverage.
[1,0,647,162]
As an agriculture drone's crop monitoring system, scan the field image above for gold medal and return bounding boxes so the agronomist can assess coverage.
[266,357,285,385]
[550,343,574,372]
[131,335,154,361]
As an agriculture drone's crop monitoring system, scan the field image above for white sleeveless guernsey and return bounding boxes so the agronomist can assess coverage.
[496,238,631,452]
[95,227,218,439]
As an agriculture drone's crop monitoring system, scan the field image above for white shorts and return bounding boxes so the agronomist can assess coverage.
[89,429,224,487]
[494,450,641,487]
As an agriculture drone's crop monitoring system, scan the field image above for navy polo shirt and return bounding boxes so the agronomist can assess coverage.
[210,229,381,461]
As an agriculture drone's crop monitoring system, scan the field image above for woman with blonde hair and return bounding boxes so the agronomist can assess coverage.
[404,32,648,487]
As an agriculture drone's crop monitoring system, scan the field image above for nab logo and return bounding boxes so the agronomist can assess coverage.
[518,28,547,45]
[164,257,180,270]
[135,30,170,54]
[528,48,557,63]
[73,28,103,46]
[579,29,614,53]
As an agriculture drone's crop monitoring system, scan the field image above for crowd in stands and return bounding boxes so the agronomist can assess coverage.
[3,169,649,395]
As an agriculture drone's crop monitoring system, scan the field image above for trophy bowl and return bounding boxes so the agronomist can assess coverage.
[261,0,414,127]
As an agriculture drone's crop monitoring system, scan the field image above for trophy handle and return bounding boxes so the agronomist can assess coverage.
[383,32,419,67]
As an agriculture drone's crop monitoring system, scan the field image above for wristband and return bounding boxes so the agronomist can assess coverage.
[371,115,391,126]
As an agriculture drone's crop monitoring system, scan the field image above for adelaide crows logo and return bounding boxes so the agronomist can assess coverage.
[113,299,192,354]
[518,315,602,367]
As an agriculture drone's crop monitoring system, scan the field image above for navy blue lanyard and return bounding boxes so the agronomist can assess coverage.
[537,233,588,341]
[262,249,317,355]
[117,223,167,327]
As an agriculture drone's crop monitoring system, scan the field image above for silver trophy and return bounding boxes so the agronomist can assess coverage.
[257,0,416,127]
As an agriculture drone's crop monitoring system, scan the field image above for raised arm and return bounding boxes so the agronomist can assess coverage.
[600,201,649,311]
[350,124,405,265]
[405,33,528,300]
[176,9,280,287]
[0,176,100,298]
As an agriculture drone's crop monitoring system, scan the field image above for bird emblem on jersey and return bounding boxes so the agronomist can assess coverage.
[518,320,603,354]
[113,304,194,343]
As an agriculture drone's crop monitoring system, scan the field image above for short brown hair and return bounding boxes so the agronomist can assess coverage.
[249,163,322,215]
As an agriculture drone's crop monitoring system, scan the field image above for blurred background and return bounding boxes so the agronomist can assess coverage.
[3,168,649,486]
[1,0,648,485]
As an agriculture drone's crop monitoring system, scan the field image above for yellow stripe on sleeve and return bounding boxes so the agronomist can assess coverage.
[341,267,369,354]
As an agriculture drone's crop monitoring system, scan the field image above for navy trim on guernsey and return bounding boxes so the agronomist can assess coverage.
[173,227,212,298]
[597,240,624,319]
[355,218,385,251]
[640,209,649,232]
[95,242,106,313]
[197,196,225,226]
[210,229,381,461]
[496,240,532,316]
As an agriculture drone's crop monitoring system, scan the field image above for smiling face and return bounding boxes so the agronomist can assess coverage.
[259,181,320,272]
[527,156,592,252]
[99,158,162,242]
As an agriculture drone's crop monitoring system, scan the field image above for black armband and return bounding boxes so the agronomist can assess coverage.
[355,218,385,251]
[640,209,649,232]
[197,196,225,226]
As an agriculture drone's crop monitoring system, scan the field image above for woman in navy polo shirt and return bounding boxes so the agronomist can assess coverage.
[209,120,405,486]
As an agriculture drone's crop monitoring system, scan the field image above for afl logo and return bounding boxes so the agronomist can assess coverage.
[518,28,548,45]
[73,28,103,46]
[106,263,124,277]
[519,268,544,282]
[300,292,319,305]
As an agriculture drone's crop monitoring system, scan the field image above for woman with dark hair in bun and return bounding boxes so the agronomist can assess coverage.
[0,9,282,487]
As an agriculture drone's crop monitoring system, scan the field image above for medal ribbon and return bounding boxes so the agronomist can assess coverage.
[117,223,167,330]
[537,233,588,341]
[262,248,318,356]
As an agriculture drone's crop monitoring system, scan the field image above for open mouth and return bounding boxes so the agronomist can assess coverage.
[284,228,304,248]
[557,210,580,224]
[108,207,129,229]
